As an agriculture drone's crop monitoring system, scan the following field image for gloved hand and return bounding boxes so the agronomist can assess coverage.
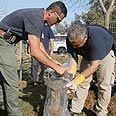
[66,81,77,93]
[65,74,85,93]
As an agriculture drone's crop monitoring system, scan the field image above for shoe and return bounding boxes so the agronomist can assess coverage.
[0,110,8,116]
[27,80,38,86]
[38,80,45,85]
[70,111,82,116]
[72,113,82,116]
[27,80,34,85]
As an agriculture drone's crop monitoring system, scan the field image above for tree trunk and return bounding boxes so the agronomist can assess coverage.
[105,13,110,30]
[99,0,116,30]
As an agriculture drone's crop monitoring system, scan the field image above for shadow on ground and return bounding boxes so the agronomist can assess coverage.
[19,69,47,116]
[19,83,47,116]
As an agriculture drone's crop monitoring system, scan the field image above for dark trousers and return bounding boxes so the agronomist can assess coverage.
[31,50,49,82]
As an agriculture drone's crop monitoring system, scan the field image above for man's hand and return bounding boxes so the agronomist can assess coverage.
[50,58,62,66]
[66,80,77,93]
[50,51,54,57]
[65,74,85,93]
[55,65,68,76]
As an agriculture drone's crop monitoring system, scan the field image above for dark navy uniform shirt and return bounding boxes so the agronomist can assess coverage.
[41,24,54,51]
[66,25,115,60]
[0,8,44,43]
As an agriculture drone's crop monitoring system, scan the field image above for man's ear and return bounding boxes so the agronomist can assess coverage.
[48,13,50,16]
[48,9,54,16]
[48,9,54,14]
[83,35,88,42]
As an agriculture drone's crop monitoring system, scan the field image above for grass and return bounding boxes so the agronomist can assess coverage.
[19,81,46,116]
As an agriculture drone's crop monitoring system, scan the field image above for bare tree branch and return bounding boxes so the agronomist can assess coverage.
[68,0,79,9]
[0,0,11,20]
[99,0,107,13]
[108,0,115,13]
[98,0,116,29]
[62,0,90,11]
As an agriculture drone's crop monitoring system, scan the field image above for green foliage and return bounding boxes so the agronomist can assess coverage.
[54,21,70,34]
[81,0,116,26]
[70,13,82,26]
[68,13,82,31]
[81,0,104,25]
[82,7,104,25]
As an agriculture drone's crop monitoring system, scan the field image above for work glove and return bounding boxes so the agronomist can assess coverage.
[65,55,77,78]
[65,74,85,94]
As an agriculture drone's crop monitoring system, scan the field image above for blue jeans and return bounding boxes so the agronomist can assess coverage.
[31,50,49,82]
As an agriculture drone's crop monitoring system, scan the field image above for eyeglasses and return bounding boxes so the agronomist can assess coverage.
[71,38,85,48]
[54,12,61,23]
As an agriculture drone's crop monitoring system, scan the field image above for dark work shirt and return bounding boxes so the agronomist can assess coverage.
[66,25,115,60]
[0,8,44,43]
[41,24,54,51]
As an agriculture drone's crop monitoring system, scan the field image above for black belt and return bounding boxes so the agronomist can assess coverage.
[0,29,16,44]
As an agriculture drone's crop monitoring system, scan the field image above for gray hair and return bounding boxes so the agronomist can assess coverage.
[68,24,88,42]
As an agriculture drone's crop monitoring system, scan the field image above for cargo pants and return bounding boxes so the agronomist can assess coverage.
[0,35,22,116]
[71,50,115,116]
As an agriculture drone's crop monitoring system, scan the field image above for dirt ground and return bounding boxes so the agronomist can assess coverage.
[20,54,116,116]
[83,80,116,116]
[0,47,115,116]
[19,74,116,116]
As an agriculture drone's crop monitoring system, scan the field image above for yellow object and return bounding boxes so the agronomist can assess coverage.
[70,65,77,76]
[74,74,85,86]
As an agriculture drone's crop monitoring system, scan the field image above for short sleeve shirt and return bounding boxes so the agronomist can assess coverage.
[0,8,44,43]
[41,24,54,50]
[66,25,114,60]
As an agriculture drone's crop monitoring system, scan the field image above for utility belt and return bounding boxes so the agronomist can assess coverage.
[0,29,16,44]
